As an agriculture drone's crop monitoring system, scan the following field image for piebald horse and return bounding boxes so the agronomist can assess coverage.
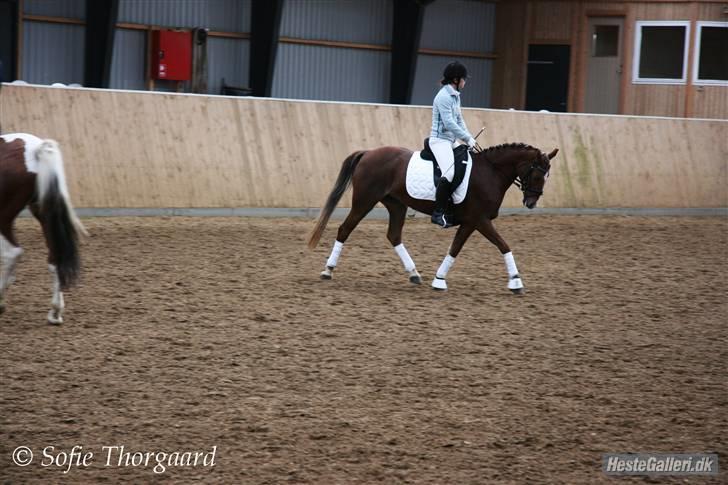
[0,133,87,324]
[308,143,557,292]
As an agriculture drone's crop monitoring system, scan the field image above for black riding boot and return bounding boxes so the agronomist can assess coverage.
[431,177,455,228]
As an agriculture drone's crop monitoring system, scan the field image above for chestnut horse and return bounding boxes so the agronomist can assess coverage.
[308,143,558,293]
[0,133,87,324]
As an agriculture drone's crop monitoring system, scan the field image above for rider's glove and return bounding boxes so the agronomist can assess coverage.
[467,137,477,148]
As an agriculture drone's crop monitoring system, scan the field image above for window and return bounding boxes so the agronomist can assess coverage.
[633,21,690,84]
[693,22,728,85]
[592,25,619,57]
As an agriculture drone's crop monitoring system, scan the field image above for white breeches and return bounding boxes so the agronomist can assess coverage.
[429,137,458,182]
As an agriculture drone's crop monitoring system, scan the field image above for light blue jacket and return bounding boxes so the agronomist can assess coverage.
[430,84,472,143]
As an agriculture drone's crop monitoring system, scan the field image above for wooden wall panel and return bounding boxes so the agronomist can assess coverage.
[697,1,728,17]
[601,1,728,119]
[491,0,529,110]
[1,84,726,209]
[626,85,688,117]
[464,107,727,208]
[530,1,575,41]
[631,2,693,20]
[692,86,728,120]
[494,1,728,119]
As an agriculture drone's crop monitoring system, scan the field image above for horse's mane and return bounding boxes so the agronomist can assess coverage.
[482,142,538,155]
[478,142,540,165]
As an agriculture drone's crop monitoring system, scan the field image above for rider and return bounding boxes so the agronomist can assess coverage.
[430,61,476,228]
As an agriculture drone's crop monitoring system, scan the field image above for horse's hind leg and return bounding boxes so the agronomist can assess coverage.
[0,223,24,313]
[320,189,380,280]
[30,206,64,324]
[383,198,421,284]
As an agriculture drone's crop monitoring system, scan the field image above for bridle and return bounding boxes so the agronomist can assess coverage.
[513,154,550,198]
[471,146,551,199]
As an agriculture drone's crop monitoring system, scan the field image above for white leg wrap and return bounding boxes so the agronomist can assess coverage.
[503,252,524,290]
[503,252,519,277]
[326,240,344,269]
[436,254,456,279]
[432,254,455,290]
[393,244,416,272]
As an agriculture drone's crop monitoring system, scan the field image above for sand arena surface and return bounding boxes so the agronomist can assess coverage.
[1,215,726,483]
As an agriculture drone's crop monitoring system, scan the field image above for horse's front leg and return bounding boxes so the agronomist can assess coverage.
[477,219,524,294]
[431,224,476,291]
[47,264,65,325]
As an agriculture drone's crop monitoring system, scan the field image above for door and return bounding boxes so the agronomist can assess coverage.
[585,17,624,114]
[525,45,570,112]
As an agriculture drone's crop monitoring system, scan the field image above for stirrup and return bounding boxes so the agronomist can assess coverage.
[431,212,454,228]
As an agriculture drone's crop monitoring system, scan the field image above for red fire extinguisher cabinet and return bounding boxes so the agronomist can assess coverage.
[151,30,192,81]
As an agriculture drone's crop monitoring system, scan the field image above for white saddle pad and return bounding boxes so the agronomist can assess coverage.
[405,151,473,204]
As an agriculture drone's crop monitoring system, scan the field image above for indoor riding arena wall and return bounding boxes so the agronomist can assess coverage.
[1,83,726,209]
[2,83,727,484]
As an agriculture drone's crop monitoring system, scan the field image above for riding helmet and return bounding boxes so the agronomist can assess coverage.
[442,61,468,84]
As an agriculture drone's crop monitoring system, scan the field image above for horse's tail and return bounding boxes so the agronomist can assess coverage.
[307,150,366,249]
[35,139,87,289]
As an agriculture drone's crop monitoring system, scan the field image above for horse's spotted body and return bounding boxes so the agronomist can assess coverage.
[1,133,43,173]
[0,134,86,324]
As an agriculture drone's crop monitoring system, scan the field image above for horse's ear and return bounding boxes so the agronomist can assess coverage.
[547,148,558,160]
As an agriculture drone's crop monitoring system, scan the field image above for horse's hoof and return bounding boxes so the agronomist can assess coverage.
[47,310,63,325]
[431,277,447,291]
[409,275,422,285]
[0,303,5,315]
[320,273,332,280]
[508,276,524,292]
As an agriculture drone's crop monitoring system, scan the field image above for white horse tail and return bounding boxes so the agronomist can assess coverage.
[34,139,87,289]
[35,139,88,237]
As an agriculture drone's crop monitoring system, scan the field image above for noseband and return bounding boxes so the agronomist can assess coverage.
[513,157,550,198]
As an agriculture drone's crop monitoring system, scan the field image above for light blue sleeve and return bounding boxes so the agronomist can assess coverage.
[457,109,471,140]
[436,93,471,142]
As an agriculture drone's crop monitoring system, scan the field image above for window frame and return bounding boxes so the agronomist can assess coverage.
[692,21,728,86]
[632,20,691,85]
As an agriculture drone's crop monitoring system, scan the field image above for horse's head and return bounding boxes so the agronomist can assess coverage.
[518,148,558,209]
